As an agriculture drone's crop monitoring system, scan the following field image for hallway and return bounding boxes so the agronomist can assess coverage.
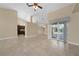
[0,34,79,56]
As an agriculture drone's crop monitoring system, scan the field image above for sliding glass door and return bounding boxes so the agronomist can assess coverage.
[51,22,67,42]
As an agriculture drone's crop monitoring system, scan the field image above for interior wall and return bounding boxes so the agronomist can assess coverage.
[69,12,79,44]
[48,4,74,20]
[0,8,17,39]
[18,18,26,26]
[26,22,38,37]
[48,4,79,44]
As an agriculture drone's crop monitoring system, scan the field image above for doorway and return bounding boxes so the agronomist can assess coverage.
[51,22,67,42]
[48,16,70,42]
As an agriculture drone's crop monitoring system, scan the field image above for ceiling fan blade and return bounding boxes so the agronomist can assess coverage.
[33,3,38,6]
[28,5,33,7]
[37,5,43,9]
[26,3,33,7]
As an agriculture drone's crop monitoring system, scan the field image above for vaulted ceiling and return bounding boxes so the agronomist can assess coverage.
[0,3,71,25]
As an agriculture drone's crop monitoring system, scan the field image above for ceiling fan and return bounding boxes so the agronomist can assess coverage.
[26,3,43,11]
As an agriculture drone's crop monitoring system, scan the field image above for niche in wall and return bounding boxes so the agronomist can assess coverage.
[17,25,25,35]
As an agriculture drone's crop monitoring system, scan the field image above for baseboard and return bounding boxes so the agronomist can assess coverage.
[68,41,79,46]
[0,36,17,40]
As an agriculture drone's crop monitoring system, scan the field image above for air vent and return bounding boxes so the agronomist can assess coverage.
[72,4,79,13]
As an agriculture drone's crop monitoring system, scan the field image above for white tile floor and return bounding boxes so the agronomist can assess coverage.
[0,34,79,56]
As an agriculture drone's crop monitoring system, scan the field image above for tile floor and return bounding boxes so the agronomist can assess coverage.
[0,34,79,56]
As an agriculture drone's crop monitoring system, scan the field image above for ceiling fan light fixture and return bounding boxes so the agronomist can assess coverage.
[34,6,38,9]
[26,3,43,11]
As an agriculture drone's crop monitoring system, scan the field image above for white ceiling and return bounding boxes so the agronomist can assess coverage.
[0,3,71,25]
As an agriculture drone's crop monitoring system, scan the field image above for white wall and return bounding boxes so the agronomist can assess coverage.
[18,18,26,26]
[25,22,38,37]
[68,12,79,44]
[0,8,17,39]
[48,4,79,44]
